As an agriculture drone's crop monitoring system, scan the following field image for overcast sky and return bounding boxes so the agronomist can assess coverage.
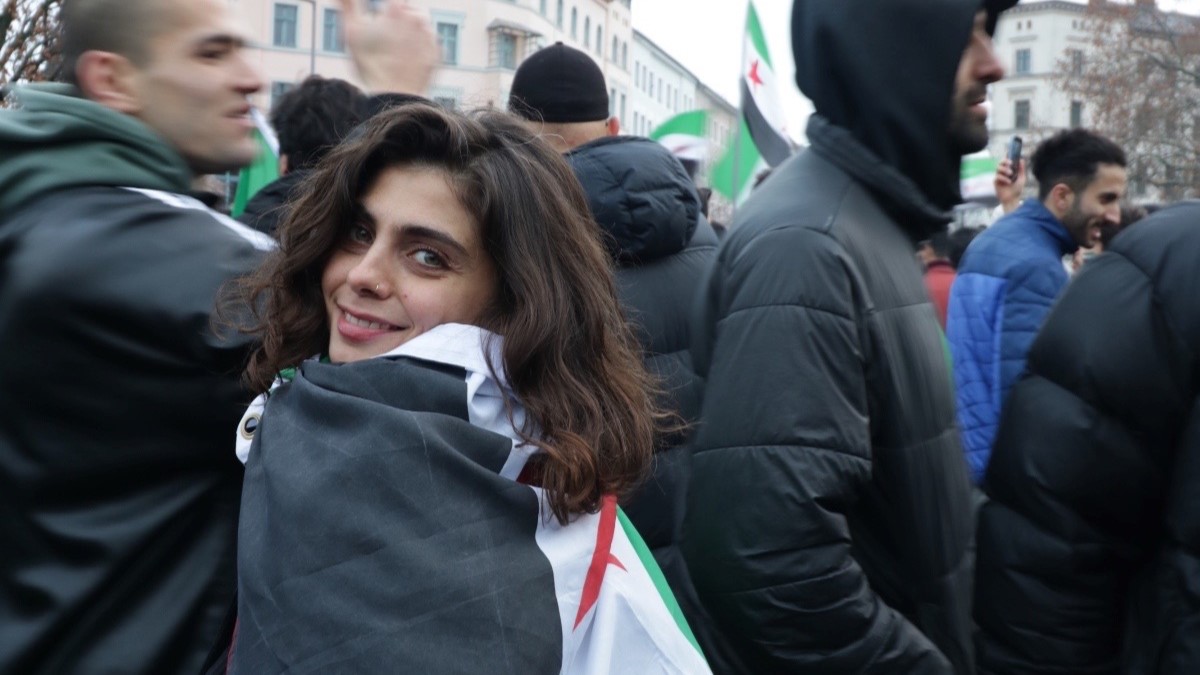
[631,0,1200,144]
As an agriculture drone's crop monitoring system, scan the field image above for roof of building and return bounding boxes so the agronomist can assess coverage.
[631,28,736,112]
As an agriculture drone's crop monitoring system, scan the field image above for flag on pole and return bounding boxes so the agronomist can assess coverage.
[960,151,999,201]
[230,107,279,218]
[650,110,711,163]
[712,0,792,204]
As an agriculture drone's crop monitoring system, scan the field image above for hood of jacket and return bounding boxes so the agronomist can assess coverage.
[792,0,1016,220]
[565,135,699,264]
[0,83,191,216]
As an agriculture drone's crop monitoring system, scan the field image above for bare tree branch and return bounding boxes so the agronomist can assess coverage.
[1058,3,1200,201]
[1,0,62,86]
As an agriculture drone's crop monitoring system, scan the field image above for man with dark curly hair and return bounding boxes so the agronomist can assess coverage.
[238,75,368,236]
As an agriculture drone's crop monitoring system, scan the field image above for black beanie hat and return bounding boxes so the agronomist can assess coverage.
[508,42,609,123]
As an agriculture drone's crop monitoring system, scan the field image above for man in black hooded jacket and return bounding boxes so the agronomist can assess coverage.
[682,1,1013,672]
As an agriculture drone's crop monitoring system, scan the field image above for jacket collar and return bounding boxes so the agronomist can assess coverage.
[807,114,952,241]
[1011,198,1078,255]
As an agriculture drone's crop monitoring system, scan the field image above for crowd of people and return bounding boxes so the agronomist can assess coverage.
[1,0,1198,673]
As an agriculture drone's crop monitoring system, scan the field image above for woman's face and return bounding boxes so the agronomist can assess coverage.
[321,165,499,363]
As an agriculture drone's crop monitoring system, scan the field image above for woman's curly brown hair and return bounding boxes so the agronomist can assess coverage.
[235,102,669,524]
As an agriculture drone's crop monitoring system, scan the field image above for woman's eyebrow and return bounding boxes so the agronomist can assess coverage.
[395,224,469,256]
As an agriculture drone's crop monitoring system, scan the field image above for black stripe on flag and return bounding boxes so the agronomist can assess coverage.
[740,79,793,168]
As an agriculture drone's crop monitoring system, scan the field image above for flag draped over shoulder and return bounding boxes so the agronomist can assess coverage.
[712,0,792,204]
[230,107,279,218]
[229,324,711,675]
[650,110,711,163]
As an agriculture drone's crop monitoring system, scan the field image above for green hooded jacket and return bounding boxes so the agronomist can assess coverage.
[0,83,191,216]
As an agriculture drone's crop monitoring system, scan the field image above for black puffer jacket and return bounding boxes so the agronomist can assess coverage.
[565,135,727,666]
[681,1,1014,672]
[976,203,1200,675]
[237,169,309,237]
[0,85,270,675]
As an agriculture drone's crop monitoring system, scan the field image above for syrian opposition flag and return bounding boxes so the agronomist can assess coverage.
[712,0,792,204]
[229,324,711,674]
[650,110,711,163]
[961,150,999,202]
[230,107,279,218]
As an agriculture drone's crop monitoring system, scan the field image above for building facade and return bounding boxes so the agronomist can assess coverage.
[231,0,636,120]
[231,0,738,206]
[986,0,1093,161]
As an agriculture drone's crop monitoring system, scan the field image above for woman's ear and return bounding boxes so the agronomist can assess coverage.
[74,50,143,115]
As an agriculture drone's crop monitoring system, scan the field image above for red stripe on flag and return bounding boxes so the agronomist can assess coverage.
[573,494,623,629]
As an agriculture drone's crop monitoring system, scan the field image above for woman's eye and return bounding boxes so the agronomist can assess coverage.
[348,225,372,244]
[413,249,446,268]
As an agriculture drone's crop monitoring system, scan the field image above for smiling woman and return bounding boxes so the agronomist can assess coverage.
[320,164,499,363]
[226,102,711,673]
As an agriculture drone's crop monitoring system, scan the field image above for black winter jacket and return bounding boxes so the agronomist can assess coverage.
[976,202,1200,675]
[564,135,731,668]
[237,169,309,237]
[0,85,271,675]
[682,0,1016,671]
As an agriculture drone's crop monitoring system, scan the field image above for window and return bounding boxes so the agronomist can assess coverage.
[634,60,640,87]
[610,87,616,116]
[657,77,663,103]
[1015,48,1031,75]
[273,3,298,48]
[648,73,653,97]
[437,22,458,65]
[271,80,293,104]
[621,42,627,70]
[496,33,517,69]
[612,37,618,62]
[596,26,602,56]
[433,96,457,110]
[584,17,590,48]
[620,92,626,123]
[571,8,577,39]
[1069,49,1084,76]
[1014,99,1030,130]
[323,9,343,52]
[1070,101,1083,128]
[540,0,547,16]
[556,0,563,28]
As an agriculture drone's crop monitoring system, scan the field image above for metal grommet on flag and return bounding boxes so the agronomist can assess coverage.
[239,413,260,441]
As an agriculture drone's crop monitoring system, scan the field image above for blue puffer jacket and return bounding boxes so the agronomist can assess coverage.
[946,199,1076,483]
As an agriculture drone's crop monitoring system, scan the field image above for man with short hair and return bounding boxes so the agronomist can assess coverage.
[682,1,1013,672]
[239,75,368,236]
[508,41,730,670]
[947,128,1127,483]
[0,1,434,672]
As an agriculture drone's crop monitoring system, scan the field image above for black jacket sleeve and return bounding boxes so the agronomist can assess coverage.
[684,223,949,673]
[976,220,1200,674]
